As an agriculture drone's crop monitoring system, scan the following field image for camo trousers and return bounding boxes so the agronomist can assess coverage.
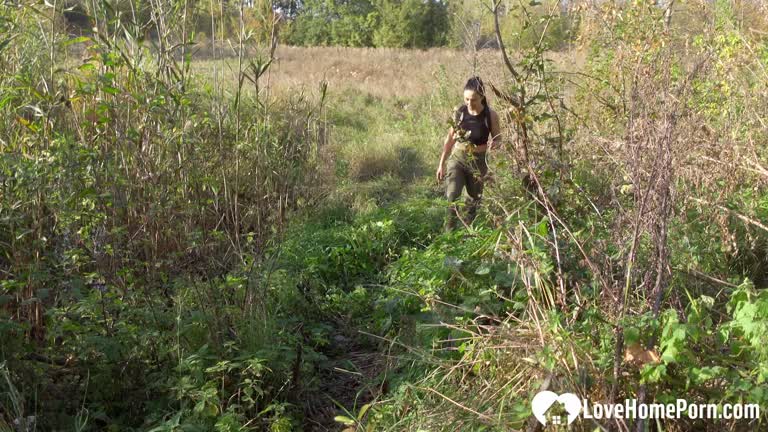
[444,153,488,232]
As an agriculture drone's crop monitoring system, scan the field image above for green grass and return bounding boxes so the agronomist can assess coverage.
[327,89,448,185]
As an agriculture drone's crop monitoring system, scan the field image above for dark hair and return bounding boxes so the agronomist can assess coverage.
[464,76,488,109]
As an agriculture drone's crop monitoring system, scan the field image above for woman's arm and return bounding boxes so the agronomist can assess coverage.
[436,127,456,181]
[488,109,502,150]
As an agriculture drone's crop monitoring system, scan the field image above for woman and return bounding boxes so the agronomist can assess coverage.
[436,76,501,232]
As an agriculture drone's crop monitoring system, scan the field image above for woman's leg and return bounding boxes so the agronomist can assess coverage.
[444,159,467,231]
[464,155,488,225]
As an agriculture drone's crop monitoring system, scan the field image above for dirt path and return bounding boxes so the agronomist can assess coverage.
[302,330,389,431]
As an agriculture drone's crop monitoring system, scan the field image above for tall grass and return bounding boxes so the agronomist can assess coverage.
[0,0,327,291]
[3,1,768,431]
[0,0,330,429]
[360,2,768,431]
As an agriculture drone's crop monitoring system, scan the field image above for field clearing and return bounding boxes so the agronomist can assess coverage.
[187,45,587,191]
[191,45,585,99]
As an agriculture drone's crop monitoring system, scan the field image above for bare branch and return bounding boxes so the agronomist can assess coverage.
[490,0,521,82]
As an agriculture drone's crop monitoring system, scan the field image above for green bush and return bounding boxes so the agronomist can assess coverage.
[284,0,449,48]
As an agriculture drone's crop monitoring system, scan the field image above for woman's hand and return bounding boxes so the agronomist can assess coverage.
[436,164,445,182]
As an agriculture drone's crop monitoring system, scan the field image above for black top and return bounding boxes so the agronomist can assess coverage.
[454,105,491,146]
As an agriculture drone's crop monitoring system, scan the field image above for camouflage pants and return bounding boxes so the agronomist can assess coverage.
[444,153,488,232]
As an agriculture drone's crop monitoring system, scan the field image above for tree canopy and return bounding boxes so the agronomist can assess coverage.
[284,0,450,48]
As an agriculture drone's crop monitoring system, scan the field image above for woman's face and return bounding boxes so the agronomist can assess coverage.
[463,89,484,113]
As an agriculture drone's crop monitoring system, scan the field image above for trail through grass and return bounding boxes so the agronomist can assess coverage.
[259,85,456,429]
[269,180,445,430]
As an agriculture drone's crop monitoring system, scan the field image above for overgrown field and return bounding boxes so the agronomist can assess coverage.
[3,1,768,432]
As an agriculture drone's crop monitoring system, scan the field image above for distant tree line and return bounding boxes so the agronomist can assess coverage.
[58,0,578,50]
[278,0,578,50]
[281,0,451,48]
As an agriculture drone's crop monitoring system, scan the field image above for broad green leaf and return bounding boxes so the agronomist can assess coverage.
[334,415,355,426]
[357,403,371,420]
[62,36,91,47]
[475,264,491,275]
[102,86,120,95]
[624,327,640,345]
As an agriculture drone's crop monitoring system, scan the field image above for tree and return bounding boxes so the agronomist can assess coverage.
[285,0,378,46]
[285,0,449,48]
[372,0,449,48]
[273,0,302,19]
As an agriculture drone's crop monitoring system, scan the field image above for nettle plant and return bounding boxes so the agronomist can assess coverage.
[646,282,768,396]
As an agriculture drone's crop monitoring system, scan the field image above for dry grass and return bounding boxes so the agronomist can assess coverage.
[191,45,585,99]
[189,45,586,187]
